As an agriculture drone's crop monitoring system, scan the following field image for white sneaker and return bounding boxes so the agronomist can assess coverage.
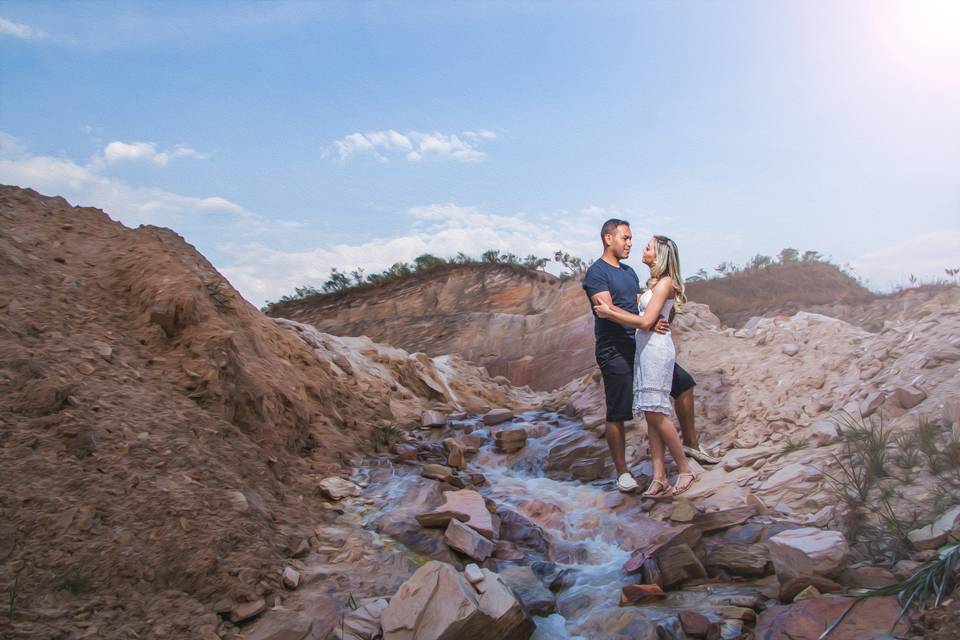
[617,473,639,492]
[683,444,720,465]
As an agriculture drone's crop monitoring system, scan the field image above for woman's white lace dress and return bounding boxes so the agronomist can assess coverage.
[633,289,675,416]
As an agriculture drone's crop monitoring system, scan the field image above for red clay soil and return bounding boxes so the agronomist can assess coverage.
[0,186,445,638]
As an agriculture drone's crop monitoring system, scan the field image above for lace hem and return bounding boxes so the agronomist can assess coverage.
[633,388,672,416]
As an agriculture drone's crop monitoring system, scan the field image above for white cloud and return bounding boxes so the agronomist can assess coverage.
[0,16,44,40]
[99,140,207,167]
[329,129,496,163]
[850,229,960,290]
[0,132,250,229]
[0,132,27,158]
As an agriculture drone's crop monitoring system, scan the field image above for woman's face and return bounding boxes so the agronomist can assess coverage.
[642,236,657,266]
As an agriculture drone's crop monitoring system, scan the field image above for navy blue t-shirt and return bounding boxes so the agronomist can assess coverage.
[583,259,641,346]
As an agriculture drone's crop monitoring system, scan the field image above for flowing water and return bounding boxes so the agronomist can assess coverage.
[352,410,768,639]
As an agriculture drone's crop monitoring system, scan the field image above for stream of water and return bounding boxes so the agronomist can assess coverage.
[353,410,766,639]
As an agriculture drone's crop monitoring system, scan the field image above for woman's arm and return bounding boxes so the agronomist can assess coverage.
[595,278,673,330]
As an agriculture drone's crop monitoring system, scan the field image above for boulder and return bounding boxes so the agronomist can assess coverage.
[722,446,776,471]
[495,428,528,443]
[670,501,698,523]
[246,611,313,640]
[907,505,960,550]
[334,597,389,640]
[417,489,497,539]
[525,422,550,438]
[495,428,527,454]
[690,506,758,534]
[893,559,922,581]
[704,541,770,577]
[807,419,839,446]
[444,519,494,562]
[493,541,525,562]
[678,610,719,639]
[498,565,556,616]
[641,558,663,588]
[392,443,419,462]
[619,584,667,606]
[443,438,467,470]
[282,566,301,590]
[943,397,960,428]
[461,433,487,449]
[859,392,885,418]
[542,429,607,480]
[656,544,707,589]
[483,408,514,426]
[496,508,550,556]
[720,606,756,622]
[318,477,362,501]
[792,586,820,601]
[758,595,907,640]
[892,385,926,410]
[624,524,702,574]
[422,410,448,428]
[230,598,267,623]
[415,510,469,529]
[570,458,606,482]
[421,464,455,482]
[381,561,534,640]
[758,464,822,493]
[840,565,897,589]
[782,343,800,357]
[767,527,848,583]
[464,563,484,584]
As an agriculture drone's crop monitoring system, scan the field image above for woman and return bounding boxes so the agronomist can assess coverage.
[594,235,697,497]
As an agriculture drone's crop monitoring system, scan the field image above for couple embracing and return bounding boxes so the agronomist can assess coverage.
[583,218,711,499]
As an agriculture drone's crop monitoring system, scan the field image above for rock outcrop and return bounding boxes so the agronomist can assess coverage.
[267,264,596,391]
[381,561,535,640]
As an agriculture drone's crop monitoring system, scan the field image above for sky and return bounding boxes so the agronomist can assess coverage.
[1,0,958,308]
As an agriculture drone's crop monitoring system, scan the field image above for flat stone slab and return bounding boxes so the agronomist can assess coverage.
[690,505,758,533]
[422,410,448,428]
[483,408,514,425]
[418,489,497,539]
[767,527,848,583]
[444,519,494,562]
[318,476,362,500]
[758,595,908,639]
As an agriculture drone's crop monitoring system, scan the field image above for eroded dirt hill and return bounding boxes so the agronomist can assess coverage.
[0,186,541,639]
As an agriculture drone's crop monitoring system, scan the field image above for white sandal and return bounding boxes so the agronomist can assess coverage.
[617,473,639,493]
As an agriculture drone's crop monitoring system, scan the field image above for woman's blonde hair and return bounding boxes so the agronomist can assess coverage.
[646,235,687,310]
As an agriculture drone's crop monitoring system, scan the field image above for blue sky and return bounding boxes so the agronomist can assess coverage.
[2,1,958,307]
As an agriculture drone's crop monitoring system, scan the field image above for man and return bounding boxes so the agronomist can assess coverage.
[582,219,717,493]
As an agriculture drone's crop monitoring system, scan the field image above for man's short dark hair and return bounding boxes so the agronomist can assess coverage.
[601,218,630,246]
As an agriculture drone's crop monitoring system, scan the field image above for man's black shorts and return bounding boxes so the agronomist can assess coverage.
[597,341,636,422]
[671,363,697,399]
[597,342,697,422]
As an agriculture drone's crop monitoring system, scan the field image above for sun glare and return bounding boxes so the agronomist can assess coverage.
[872,0,960,85]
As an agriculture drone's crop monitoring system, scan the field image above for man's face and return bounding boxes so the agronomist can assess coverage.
[605,225,632,260]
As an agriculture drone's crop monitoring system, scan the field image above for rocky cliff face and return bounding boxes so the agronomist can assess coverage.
[267,266,599,391]
[0,186,542,639]
[552,288,960,520]
[268,260,906,391]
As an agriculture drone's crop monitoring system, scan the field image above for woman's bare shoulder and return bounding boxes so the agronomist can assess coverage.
[655,276,674,298]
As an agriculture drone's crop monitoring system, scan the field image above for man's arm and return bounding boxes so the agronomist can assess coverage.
[590,291,668,334]
[590,291,623,312]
